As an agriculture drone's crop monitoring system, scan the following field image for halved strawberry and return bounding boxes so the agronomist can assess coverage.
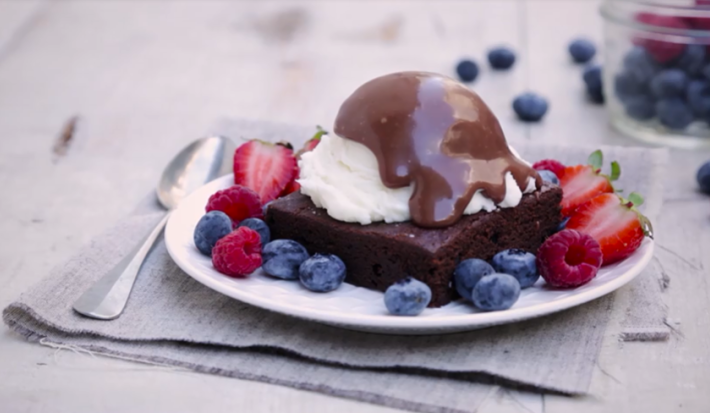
[233,140,297,204]
[295,126,326,159]
[280,176,300,196]
[566,192,653,265]
[559,150,619,216]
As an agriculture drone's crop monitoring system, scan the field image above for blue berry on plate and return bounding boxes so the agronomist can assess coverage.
[491,249,540,289]
[656,98,694,130]
[471,273,521,311]
[568,38,596,63]
[487,47,516,70]
[650,69,688,99]
[582,65,604,104]
[299,253,346,292]
[624,95,656,121]
[686,80,710,117]
[194,211,233,256]
[538,170,559,185]
[262,239,309,280]
[238,218,270,245]
[697,161,710,194]
[454,258,494,301]
[513,93,549,122]
[623,46,658,85]
[384,277,432,316]
[677,44,706,77]
[456,59,479,82]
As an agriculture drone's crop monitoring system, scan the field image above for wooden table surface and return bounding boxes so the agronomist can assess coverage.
[1,1,709,412]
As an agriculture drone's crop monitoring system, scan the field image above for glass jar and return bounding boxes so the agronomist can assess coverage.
[601,0,710,148]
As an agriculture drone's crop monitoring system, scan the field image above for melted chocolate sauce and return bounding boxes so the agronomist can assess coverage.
[334,71,540,228]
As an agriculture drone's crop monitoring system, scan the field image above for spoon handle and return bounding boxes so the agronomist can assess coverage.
[73,212,171,320]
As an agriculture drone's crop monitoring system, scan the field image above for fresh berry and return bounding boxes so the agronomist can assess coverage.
[583,65,604,104]
[233,140,298,204]
[696,161,710,194]
[634,13,689,63]
[384,277,432,316]
[650,69,688,99]
[624,95,656,121]
[559,150,618,216]
[686,80,710,118]
[205,185,263,226]
[295,127,326,159]
[456,59,479,83]
[676,44,706,76]
[193,211,233,256]
[492,249,540,289]
[536,229,602,288]
[453,258,494,301]
[532,159,565,178]
[237,218,270,245]
[211,227,262,278]
[703,64,710,81]
[487,47,516,70]
[566,193,653,265]
[299,253,347,292]
[656,98,694,130]
[471,273,521,311]
[279,175,300,197]
[538,170,559,185]
[262,239,309,280]
[513,93,549,122]
[614,71,649,102]
[569,38,596,63]
[622,46,659,87]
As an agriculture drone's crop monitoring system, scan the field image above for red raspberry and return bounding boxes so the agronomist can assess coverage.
[536,229,603,288]
[532,159,565,178]
[206,185,263,226]
[634,13,689,63]
[211,227,262,278]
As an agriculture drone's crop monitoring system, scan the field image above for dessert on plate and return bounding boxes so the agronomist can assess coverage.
[265,71,562,307]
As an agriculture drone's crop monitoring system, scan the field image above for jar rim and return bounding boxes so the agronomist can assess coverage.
[601,1,710,38]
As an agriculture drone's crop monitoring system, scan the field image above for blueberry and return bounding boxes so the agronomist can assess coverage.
[623,46,659,85]
[237,218,270,245]
[471,273,521,311]
[491,249,540,289]
[262,239,309,280]
[582,65,604,104]
[456,59,479,82]
[299,253,346,292]
[512,93,549,122]
[568,38,596,63]
[384,277,432,316]
[624,95,656,121]
[614,71,648,101]
[697,161,710,194]
[538,170,559,185]
[193,211,233,256]
[453,258,494,301]
[702,64,710,81]
[557,216,570,232]
[677,44,706,77]
[686,80,710,117]
[656,98,694,130]
[487,47,516,70]
[650,69,688,99]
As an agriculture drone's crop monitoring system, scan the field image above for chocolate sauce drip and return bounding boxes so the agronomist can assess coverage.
[334,71,541,228]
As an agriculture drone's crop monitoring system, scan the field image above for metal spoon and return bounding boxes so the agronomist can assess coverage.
[73,136,235,320]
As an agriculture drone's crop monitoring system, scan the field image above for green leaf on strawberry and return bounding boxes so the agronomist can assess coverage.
[588,150,603,171]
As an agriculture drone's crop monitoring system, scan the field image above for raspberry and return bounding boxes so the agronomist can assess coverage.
[532,159,565,178]
[536,229,602,288]
[634,13,689,64]
[211,227,262,278]
[206,185,263,226]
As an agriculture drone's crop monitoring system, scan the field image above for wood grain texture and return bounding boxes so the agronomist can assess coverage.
[0,1,708,412]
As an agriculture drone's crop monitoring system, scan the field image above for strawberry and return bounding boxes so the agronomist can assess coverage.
[295,126,326,159]
[233,140,297,204]
[280,177,300,196]
[566,192,653,266]
[559,150,619,216]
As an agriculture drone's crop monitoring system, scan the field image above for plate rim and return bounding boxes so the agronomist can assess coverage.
[165,175,654,333]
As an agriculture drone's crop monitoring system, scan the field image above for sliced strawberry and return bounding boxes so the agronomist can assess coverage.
[280,174,300,196]
[566,192,653,265]
[559,150,619,216]
[296,126,326,159]
[233,140,297,204]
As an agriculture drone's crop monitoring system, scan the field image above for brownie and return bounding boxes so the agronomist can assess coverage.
[265,183,563,307]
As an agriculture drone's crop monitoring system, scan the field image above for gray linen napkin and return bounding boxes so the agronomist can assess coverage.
[3,119,669,413]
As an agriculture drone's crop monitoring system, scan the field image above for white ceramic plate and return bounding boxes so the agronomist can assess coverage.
[165,175,654,335]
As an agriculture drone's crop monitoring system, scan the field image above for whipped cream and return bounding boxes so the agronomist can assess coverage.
[298,134,536,225]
